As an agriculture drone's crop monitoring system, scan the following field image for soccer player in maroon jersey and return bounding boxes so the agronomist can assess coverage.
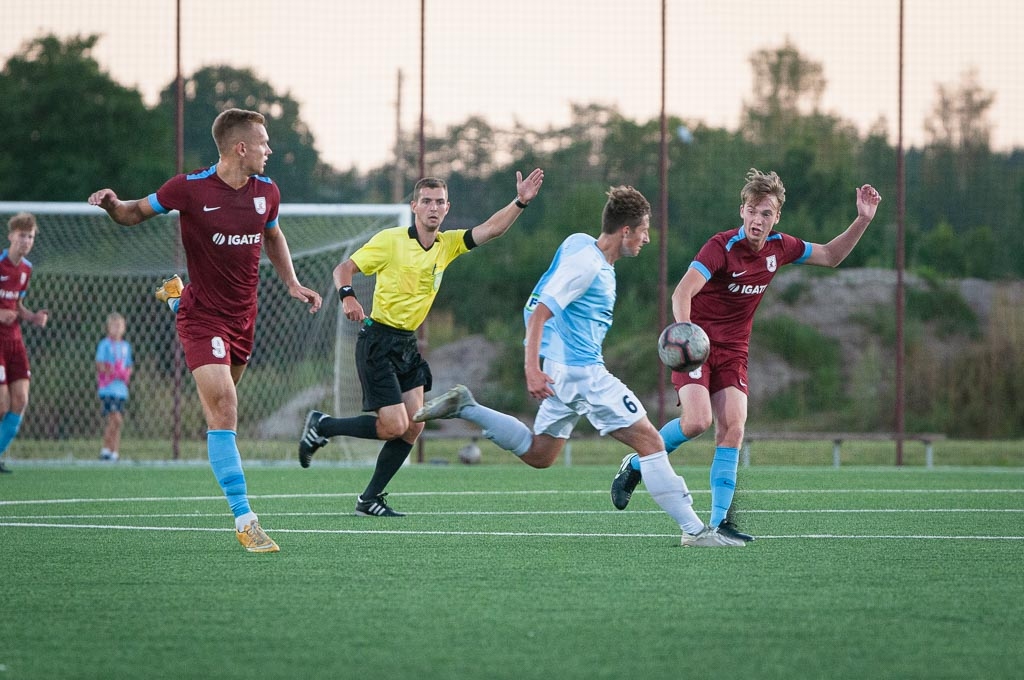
[0,213,49,475]
[88,108,323,551]
[611,169,881,546]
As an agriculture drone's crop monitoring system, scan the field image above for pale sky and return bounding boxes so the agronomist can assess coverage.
[4,0,1022,171]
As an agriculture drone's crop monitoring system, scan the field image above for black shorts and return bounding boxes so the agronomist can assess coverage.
[355,319,432,412]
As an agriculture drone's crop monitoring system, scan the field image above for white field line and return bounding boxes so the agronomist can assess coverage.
[0,521,1021,541]
[2,487,1023,507]
[2,508,1024,520]
[1,490,1021,540]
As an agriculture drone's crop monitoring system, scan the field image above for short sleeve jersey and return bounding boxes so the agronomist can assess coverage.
[96,337,133,399]
[0,250,33,342]
[148,164,280,321]
[523,233,614,366]
[351,225,472,331]
[689,226,811,352]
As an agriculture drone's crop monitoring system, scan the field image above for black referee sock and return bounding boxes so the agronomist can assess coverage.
[361,439,414,499]
[318,414,379,440]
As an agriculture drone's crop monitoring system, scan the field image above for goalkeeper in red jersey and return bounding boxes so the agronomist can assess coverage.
[611,169,881,545]
[0,212,49,475]
[89,108,322,552]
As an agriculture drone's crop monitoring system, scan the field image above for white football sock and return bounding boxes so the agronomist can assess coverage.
[639,451,704,534]
[460,403,533,456]
[235,511,258,532]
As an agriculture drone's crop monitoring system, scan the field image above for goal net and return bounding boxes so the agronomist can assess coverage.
[0,201,409,463]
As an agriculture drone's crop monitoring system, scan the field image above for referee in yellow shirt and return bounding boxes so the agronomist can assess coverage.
[298,169,544,516]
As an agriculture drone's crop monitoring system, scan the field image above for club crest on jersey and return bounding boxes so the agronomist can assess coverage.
[766,254,777,272]
[253,197,267,215]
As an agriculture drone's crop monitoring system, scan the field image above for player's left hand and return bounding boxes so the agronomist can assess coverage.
[291,285,322,313]
[33,310,49,328]
[856,184,881,220]
[516,168,545,205]
[525,364,554,401]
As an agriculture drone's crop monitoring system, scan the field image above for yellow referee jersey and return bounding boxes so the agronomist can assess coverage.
[351,225,472,331]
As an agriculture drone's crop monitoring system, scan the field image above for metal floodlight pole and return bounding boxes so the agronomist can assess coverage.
[657,0,669,426]
[895,0,906,466]
[419,0,426,181]
[172,0,184,460]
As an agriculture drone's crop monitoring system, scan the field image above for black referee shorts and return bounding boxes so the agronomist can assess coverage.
[355,319,433,412]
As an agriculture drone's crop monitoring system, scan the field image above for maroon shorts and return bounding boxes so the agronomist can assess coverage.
[0,337,31,384]
[671,343,748,396]
[176,310,255,371]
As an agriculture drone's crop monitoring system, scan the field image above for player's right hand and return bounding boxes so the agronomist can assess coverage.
[87,189,118,209]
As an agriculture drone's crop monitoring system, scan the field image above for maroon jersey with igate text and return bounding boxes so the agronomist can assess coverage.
[147,164,280,323]
[688,226,811,353]
[0,250,33,342]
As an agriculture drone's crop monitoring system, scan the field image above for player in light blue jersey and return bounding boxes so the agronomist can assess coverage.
[416,186,714,544]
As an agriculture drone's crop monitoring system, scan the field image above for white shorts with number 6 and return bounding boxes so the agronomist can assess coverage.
[533,358,647,438]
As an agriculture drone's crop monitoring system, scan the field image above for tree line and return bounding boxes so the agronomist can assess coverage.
[2,35,1021,285]
[3,34,1023,437]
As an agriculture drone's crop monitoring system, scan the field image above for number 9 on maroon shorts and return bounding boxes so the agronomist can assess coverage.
[176,312,256,370]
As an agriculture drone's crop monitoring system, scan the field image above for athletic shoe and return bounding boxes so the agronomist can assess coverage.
[235,520,280,553]
[0,461,11,474]
[154,274,184,303]
[355,492,405,517]
[413,384,478,422]
[718,519,755,543]
[298,410,328,468]
[681,525,746,547]
[610,453,642,510]
[99,450,120,462]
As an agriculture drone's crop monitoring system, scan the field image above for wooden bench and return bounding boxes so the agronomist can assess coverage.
[741,432,947,468]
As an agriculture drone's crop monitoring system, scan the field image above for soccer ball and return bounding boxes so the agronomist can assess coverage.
[457,439,482,465]
[657,322,710,372]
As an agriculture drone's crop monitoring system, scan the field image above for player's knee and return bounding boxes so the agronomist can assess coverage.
[682,415,712,438]
[524,455,556,469]
[522,442,560,468]
[716,425,745,448]
[377,416,409,440]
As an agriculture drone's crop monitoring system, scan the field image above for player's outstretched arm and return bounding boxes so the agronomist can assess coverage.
[804,184,882,268]
[471,168,545,245]
[87,189,156,226]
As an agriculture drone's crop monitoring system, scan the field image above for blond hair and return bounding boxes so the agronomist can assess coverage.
[740,168,786,210]
[211,108,266,154]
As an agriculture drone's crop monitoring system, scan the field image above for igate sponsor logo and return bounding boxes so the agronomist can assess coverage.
[211,233,262,246]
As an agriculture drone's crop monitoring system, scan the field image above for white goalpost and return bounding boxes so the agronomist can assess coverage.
[0,201,409,463]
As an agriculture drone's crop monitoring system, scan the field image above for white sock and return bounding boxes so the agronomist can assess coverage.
[235,511,258,532]
[460,403,533,456]
[639,451,704,534]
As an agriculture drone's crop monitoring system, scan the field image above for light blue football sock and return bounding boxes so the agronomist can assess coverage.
[709,446,740,527]
[0,412,23,457]
[207,430,251,518]
[628,419,689,472]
